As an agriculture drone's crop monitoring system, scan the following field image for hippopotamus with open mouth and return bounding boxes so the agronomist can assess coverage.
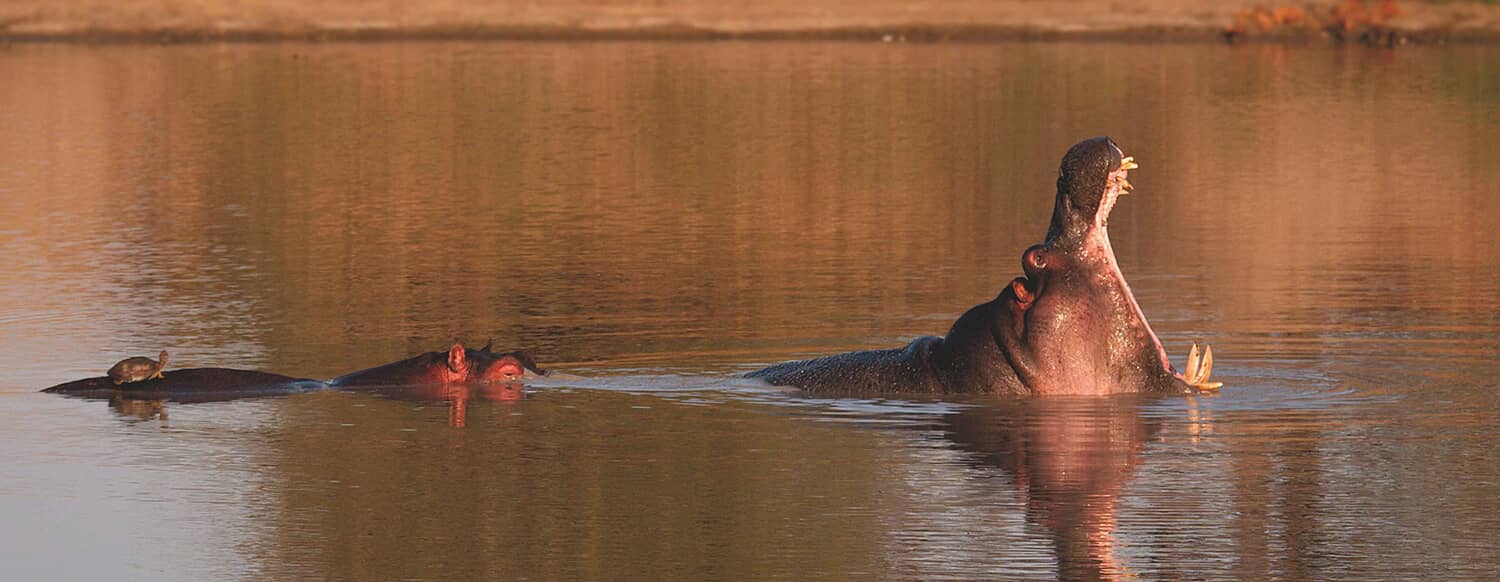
[750,137,1219,396]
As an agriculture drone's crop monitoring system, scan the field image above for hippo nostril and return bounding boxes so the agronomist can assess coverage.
[1023,245,1047,274]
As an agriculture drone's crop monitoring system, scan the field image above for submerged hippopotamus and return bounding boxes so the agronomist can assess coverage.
[327,343,546,427]
[43,343,548,405]
[750,137,1219,396]
[330,343,547,388]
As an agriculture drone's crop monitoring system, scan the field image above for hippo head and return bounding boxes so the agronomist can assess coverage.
[330,343,547,388]
[440,343,546,383]
[997,137,1184,395]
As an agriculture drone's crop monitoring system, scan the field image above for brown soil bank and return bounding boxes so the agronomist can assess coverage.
[2,0,1499,42]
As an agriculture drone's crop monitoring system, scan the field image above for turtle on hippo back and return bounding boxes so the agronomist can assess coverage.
[107,350,169,385]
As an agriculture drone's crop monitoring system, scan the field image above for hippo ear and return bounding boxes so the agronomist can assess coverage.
[447,344,468,373]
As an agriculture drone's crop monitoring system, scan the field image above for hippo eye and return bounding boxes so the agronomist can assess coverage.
[495,362,524,379]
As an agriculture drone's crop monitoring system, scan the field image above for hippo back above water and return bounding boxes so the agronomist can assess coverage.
[42,367,327,402]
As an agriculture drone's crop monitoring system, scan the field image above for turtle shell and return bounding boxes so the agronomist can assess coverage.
[108,353,166,385]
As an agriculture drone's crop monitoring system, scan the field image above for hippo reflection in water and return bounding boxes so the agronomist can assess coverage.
[941,397,1164,578]
[750,137,1220,396]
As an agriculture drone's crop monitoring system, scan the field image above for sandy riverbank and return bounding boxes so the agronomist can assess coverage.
[2,0,1499,42]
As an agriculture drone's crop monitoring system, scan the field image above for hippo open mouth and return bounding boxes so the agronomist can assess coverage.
[1009,150,1135,311]
[1100,155,1137,218]
[749,136,1218,395]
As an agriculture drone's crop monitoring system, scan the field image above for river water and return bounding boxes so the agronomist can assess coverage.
[1,41,1497,580]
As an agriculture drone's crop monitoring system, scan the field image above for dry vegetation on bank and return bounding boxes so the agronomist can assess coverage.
[2,0,1498,41]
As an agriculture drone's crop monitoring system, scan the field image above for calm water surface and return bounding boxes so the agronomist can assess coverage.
[1,41,1498,580]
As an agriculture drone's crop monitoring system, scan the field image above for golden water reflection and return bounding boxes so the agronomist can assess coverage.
[2,41,1498,579]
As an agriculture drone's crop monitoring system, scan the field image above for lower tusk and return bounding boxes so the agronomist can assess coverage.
[1184,343,1223,391]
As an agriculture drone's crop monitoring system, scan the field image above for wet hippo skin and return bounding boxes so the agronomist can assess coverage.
[750,137,1216,396]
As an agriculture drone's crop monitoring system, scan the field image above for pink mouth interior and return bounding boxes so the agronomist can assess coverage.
[1096,167,1132,228]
